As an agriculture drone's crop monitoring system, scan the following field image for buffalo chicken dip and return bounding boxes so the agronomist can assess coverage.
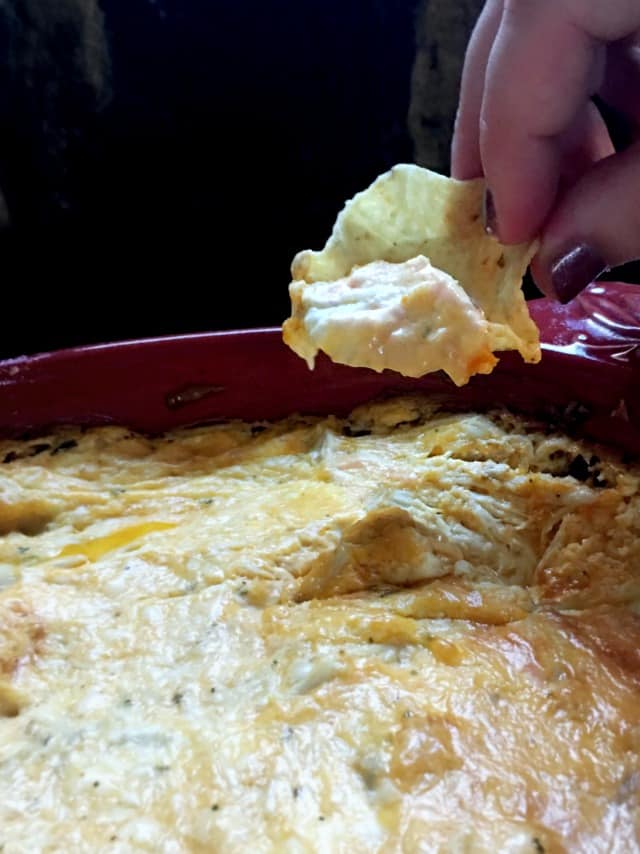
[1,396,640,852]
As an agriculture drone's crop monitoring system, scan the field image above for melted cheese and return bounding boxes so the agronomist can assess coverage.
[283,165,541,385]
[285,256,498,385]
[0,397,639,852]
[58,522,176,562]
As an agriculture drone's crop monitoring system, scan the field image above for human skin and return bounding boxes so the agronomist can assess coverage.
[451,0,640,302]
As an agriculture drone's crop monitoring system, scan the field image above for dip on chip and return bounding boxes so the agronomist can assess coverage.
[283,165,540,386]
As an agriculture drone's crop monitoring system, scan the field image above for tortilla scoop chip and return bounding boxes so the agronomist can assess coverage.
[282,164,540,386]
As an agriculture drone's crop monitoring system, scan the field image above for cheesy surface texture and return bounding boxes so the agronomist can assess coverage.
[286,256,500,385]
[1,397,639,853]
[283,165,540,385]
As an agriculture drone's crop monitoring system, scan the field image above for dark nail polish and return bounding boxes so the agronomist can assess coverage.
[550,244,609,304]
[483,188,498,237]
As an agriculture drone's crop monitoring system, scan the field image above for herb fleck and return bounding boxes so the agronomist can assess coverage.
[532,839,545,854]
[93,781,100,788]
[211,804,219,811]
[292,786,300,798]
[172,691,184,706]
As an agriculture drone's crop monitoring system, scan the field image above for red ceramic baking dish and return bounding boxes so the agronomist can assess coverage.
[0,282,639,451]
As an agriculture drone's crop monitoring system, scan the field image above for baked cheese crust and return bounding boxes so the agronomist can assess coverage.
[1,397,639,852]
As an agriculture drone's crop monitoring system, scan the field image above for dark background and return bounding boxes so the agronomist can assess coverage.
[0,1,635,360]
[0,0,419,358]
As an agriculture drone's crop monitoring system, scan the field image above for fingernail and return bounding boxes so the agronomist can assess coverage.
[483,188,498,237]
[550,243,609,304]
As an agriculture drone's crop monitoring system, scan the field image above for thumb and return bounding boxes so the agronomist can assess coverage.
[531,142,640,302]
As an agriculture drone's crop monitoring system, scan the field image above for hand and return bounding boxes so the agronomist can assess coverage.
[451,0,640,302]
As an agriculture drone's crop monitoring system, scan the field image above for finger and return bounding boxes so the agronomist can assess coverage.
[480,0,604,244]
[531,142,640,301]
[562,2,640,42]
[451,0,504,180]
[557,100,614,190]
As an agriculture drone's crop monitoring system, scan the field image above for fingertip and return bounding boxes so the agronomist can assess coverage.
[532,146,640,302]
[533,242,610,303]
[480,136,560,245]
